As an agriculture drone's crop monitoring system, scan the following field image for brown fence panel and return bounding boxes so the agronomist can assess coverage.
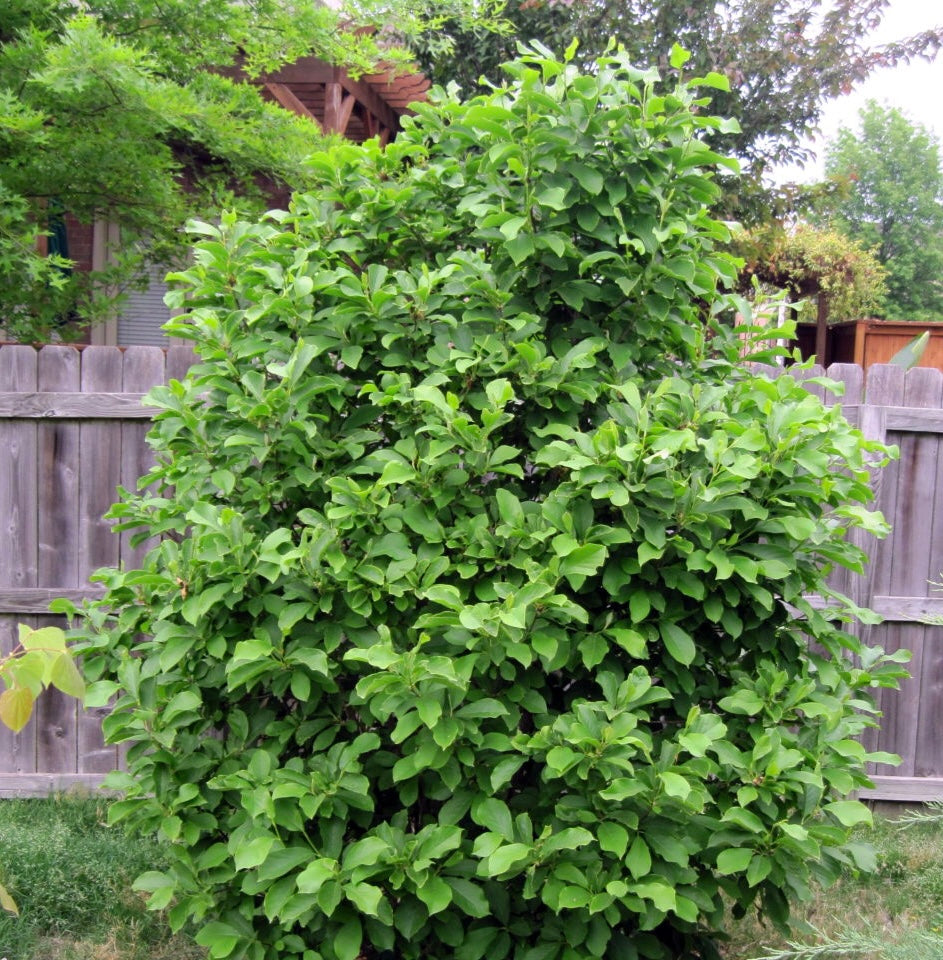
[0,344,193,796]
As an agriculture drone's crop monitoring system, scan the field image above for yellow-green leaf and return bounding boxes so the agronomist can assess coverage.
[50,652,85,699]
[19,625,67,653]
[0,686,35,733]
[0,878,18,915]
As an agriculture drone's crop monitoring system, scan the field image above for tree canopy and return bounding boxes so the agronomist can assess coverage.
[820,101,943,321]
[414,0,942,219]
[0,0,504,341]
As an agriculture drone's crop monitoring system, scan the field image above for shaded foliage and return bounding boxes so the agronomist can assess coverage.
[0,0,503,341]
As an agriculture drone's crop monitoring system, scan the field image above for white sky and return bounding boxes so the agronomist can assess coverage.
[767,0,943,185]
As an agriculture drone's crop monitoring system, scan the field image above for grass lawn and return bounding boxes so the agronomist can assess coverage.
[0,793,200,960]
[0,794,941,960]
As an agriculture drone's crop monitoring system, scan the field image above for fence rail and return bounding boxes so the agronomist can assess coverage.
[0,346,940,800]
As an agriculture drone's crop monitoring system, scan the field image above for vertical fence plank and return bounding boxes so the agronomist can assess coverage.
[0,346,39,774]
[902,369,943,778]
[894,368,943,778]
[120,347,167,571]
[857,365,906,771]
[35,346,82,774]
[166,344,197,384]
[826,362,864,406]
[77,347,124,775]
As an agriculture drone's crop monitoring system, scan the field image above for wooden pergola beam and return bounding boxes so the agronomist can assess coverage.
[338,73,399,138]
[323,83,356,135]
[263,82,322,129]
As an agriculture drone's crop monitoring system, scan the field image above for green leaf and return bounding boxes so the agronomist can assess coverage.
[560,544,607,578]
[609,628,647,657]
[660,622,695,665]
[233,835,274,871]
[629,591,650,623]
[416,875,452,915]
[472,798,514,840]
[257,846,313,881]
[343,837,390,870]
[670,44,692,68]
[597,822,629,858]
[485,842,532,875]
[716,848,753,875]
[569,162,604,195]
[378,460,417,487]
[658,771,691,800]
[444,877,489,918]
[506,233,535,264]
[824,801,873,828]
[500,215,528,240]
[195,921,242,958]
[345,881,384,916]
[630,880,676,912]
[535,186,568,210]
[490,755,526,791]
[625,836,652,880]
[296,858,337,894]
[718,690,765,716]
[746,854,772,887]
[334,918,363,960]
[422,584,463,610]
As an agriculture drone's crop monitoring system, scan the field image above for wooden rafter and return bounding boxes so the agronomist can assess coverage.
[263,82,322,129]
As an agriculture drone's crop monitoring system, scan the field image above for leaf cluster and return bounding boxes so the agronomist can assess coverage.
[72,46,902,960]
[0,624,84,735]
[411,0,943,222]
[0,622,85,917]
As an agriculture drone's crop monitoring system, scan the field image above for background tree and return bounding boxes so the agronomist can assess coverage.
[413,0,942,221]
[0,0,504,341]
[819,101,943,321]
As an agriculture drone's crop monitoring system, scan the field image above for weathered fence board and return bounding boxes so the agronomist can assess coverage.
[0,346,942,801]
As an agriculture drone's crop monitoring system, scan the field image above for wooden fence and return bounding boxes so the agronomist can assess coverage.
[0,346,942,801]
[0,345,194,795]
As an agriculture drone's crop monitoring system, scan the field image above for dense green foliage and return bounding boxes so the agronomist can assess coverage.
[0,0,503,341]
[412,0,942,221]
[820,101,943,322]
[72,46,904,960]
